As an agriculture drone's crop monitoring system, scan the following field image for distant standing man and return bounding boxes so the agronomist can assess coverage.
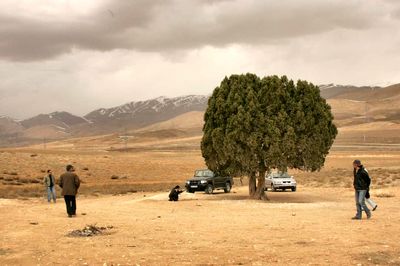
[352,160,371,220]
[43,170,56,203]
[59,165,81,218]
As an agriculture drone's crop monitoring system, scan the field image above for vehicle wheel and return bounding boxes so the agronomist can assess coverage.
[205,184,213,194]
[291,187,296,192]
[224,182,231,193]
[265,186,268,191]
[271,185,276,192]
[187,189,195,193]
[282,188,286,192]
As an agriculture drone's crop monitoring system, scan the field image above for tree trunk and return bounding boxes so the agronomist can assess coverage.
[248,173,256,197]
[254,169,268,200]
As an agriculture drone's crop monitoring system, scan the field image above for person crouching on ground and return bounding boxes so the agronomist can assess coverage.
[169,185,183,201]
[352,160,371,220]
[43,169,56,203]
[59,165,80,218]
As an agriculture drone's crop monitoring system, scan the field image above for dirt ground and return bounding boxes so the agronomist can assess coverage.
[1,135,400,265]
[1,186,399,266]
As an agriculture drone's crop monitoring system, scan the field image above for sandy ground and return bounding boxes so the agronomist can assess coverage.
[1,186,399,266]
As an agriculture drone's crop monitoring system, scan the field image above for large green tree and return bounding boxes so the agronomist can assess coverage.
[201,74,338,199]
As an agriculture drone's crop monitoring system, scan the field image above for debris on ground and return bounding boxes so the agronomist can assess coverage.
[67,224,114,237]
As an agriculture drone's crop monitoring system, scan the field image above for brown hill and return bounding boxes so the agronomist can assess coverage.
[319,84,380,99]
[21,111,88,129]
[22,125,70,140]
[136,111,204,133]
[321,83,400,101]
[0,116,24,135]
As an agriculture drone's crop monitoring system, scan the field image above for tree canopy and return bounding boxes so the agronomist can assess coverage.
[201,74,338,199]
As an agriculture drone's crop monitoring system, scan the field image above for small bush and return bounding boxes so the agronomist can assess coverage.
[376,191,395,198]
[8,181,23,186]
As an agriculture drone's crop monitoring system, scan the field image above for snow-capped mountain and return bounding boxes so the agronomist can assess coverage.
[84,95,208,131]
[21,111,88,130]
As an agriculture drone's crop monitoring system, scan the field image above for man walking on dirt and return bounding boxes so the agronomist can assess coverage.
[43,169,56,203]
[59,165,80,218]
[352,160,371,220]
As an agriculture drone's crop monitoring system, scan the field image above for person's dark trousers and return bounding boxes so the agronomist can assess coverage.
[169,196,178,201]
[64,195,76,216]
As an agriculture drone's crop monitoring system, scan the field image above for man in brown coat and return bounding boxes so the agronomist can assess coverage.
[59,165,80,217]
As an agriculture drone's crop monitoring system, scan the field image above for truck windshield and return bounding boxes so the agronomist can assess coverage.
[195,170,214,177]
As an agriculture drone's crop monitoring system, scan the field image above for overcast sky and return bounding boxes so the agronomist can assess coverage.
[1,0,400,119]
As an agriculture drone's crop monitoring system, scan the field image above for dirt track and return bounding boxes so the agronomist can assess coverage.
[1,186,399,266]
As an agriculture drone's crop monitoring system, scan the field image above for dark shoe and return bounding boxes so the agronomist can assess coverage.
[351,216,361,220]
[367,214,372,219]
[68,214,73,218]
[373,205,378,211]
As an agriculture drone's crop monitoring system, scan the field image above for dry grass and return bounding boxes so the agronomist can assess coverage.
[375,190,396,198]
[1,129,400,199]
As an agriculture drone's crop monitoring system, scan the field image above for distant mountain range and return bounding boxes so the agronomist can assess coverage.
[0,95,209,146]
[1,84,399,147]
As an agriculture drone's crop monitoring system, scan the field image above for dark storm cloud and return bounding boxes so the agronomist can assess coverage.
[0,0,386,61]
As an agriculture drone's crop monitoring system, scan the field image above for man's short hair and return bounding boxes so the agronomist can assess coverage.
[47,169,51,173]
[66,165,74,171]
[353,160,362,166]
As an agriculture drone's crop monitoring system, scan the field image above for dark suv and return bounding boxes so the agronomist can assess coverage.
[185,169,234,194]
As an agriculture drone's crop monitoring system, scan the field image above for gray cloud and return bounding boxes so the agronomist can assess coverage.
[1,0,400,120]
[0,0,389,61]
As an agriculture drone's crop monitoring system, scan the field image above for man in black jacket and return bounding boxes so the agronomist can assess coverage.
[169,185,183,201]
[352,160,371,220]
